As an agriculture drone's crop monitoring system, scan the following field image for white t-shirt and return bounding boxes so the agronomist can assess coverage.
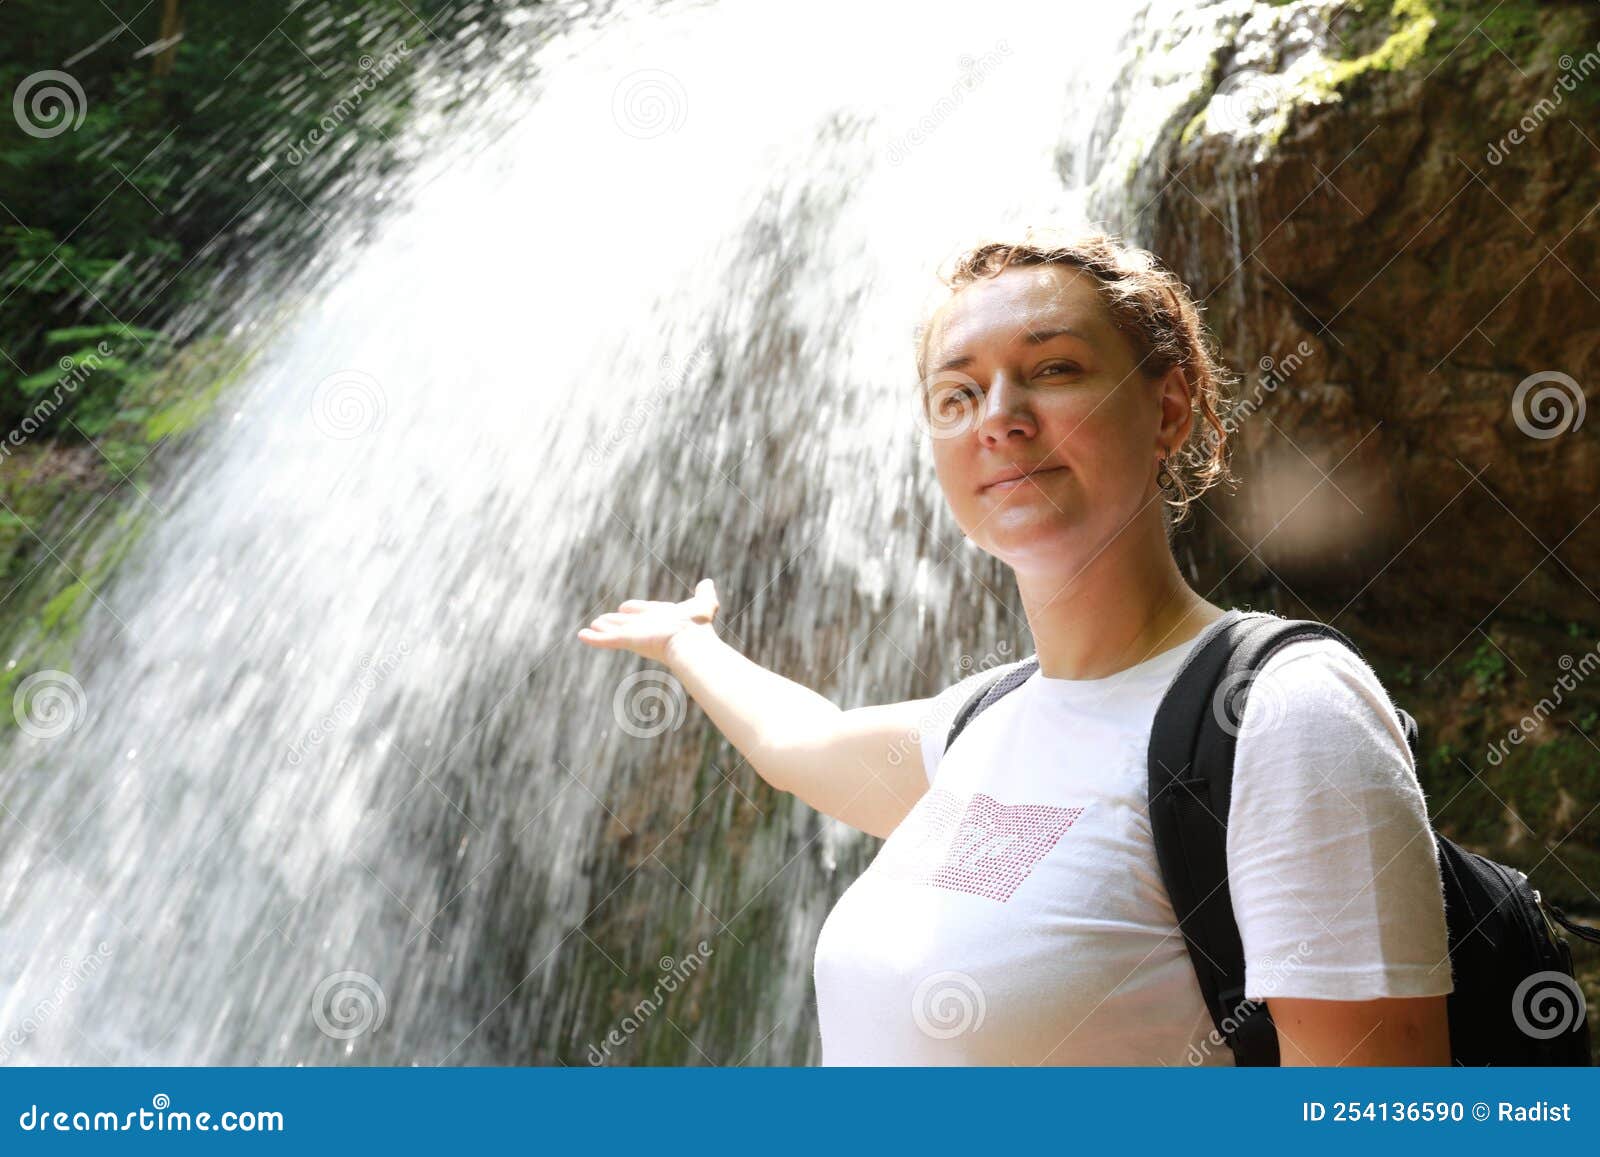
[812,610,1454,1065]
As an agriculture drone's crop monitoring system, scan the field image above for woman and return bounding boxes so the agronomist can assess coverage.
[577,228,1453,1066]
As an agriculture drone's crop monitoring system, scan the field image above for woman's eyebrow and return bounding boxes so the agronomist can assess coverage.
[932,325,1090,374]
[1022,325,1089,347]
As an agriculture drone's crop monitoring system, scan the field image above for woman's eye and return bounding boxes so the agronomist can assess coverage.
[933,386,978,410]
[1039,362,1081,377]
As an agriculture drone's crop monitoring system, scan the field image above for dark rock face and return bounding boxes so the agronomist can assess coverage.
[1123,0,1598,638]
[1105,1,1600,1023]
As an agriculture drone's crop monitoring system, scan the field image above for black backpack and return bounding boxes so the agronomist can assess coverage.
[944,610,1600,1066]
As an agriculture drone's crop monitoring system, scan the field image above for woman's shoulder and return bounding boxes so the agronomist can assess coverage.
[1249,631,1394,698]
[1234,630,1416,773]
[928,651,1036,724]
[917,651,1037,780]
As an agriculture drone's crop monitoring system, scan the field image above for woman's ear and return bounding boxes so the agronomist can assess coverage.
[1155,365,1194,453]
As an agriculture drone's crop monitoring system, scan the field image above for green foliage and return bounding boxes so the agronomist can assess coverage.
[0,1,535,676]
[12,323,169,438]
[0,325,261,714]
[1464,637,1508,692]
[0,0,498,444]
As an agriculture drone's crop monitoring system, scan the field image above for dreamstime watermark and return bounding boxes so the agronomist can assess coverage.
[887,640,1018,769]
[612,69,687,139]
[0,942,114,1064]
[12,70,87,138]
[584,940,715,1064]
[310,970,387,1039]
[12,669,88,740]
[1,341,116,459]
[886,41,1012,165]
[1510,370,1585,441]
[1185,939,1314,1065]
[1224,340,1316,434]
[911,969,986,1039]
[1485,639,1599,767]
[17,1094,283,1134]
[612,669,687,738]
[1511,969,1588,1040]
[1210,665,1291,740]
[285,641,411,766]
[309,369,386,439]
[284,41,411,165]
[917,369,985,442]
[586,341,712,464]
[1486,39,1600,165]
[1207,68,1292,138]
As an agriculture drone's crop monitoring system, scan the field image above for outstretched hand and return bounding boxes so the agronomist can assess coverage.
[577,578,720,665]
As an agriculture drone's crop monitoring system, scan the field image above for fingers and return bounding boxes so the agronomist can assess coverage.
[579,580,719,648]
[694,577,718,615]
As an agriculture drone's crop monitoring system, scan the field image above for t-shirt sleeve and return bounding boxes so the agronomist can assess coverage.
[1226,639,1454,1002]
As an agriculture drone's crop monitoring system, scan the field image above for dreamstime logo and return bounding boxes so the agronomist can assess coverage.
[1486,40,1600,165]
[1210,668,1289,739]
[612,670,687,738]
[2,341,116,459]
[311,970,387,1039]
[1510,370,1585,440]
[956,639,1014,676]
[1186,939,1313,1065]
[586,341,713,464]
[1485,641,1599,767]
[284,40,411,165]
[887,641,1019,769]
[13,70,87,138]
[1511,970,1587,1040]
[1207,69,1289,137]
[1249,943,1316,998]
[612,69,687,139]
[911,970,986,1039]
[285,641,411,767]
[0,942,114,1064]
[885,41,1012,165]
[584,939,715,1064]
[1225,340,1316,434]
[310,370,386,439]
[918,370,984,441]
[12,669,87,739]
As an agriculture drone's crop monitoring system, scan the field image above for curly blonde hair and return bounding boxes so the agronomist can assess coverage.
[916,226,1238,533]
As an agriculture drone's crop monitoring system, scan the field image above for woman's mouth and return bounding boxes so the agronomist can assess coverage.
[982,465,1068,493]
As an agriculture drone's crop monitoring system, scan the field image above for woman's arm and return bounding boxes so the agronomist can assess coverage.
[1228,644,1458,1065]
[1267,994,1452,1066]
[579,579,931,838]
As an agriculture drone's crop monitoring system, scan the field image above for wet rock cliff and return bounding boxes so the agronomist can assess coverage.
[1101,0,1600,1030]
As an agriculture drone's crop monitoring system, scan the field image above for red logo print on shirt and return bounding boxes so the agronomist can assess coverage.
[875,788,1084,902]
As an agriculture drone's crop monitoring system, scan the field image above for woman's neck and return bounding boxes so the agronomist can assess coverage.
[1012,520,1225,682]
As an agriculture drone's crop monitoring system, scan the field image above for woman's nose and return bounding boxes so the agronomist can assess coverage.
[978,372,1038,444]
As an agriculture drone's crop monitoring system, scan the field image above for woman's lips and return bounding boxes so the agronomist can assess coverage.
[983,465,1068,493]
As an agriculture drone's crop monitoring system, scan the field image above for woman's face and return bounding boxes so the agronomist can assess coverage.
[921,264,1185,574]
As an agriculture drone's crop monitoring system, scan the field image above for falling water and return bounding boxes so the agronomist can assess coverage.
[0,0,1239,1064]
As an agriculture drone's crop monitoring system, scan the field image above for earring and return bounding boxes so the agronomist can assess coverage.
[1156,452,1173,489]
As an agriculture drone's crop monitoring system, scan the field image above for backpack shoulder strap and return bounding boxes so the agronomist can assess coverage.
[1146,611,1366,1066]
[943,656,1040,755]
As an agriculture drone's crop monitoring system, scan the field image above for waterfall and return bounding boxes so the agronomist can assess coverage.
[0,0,1222,1064]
